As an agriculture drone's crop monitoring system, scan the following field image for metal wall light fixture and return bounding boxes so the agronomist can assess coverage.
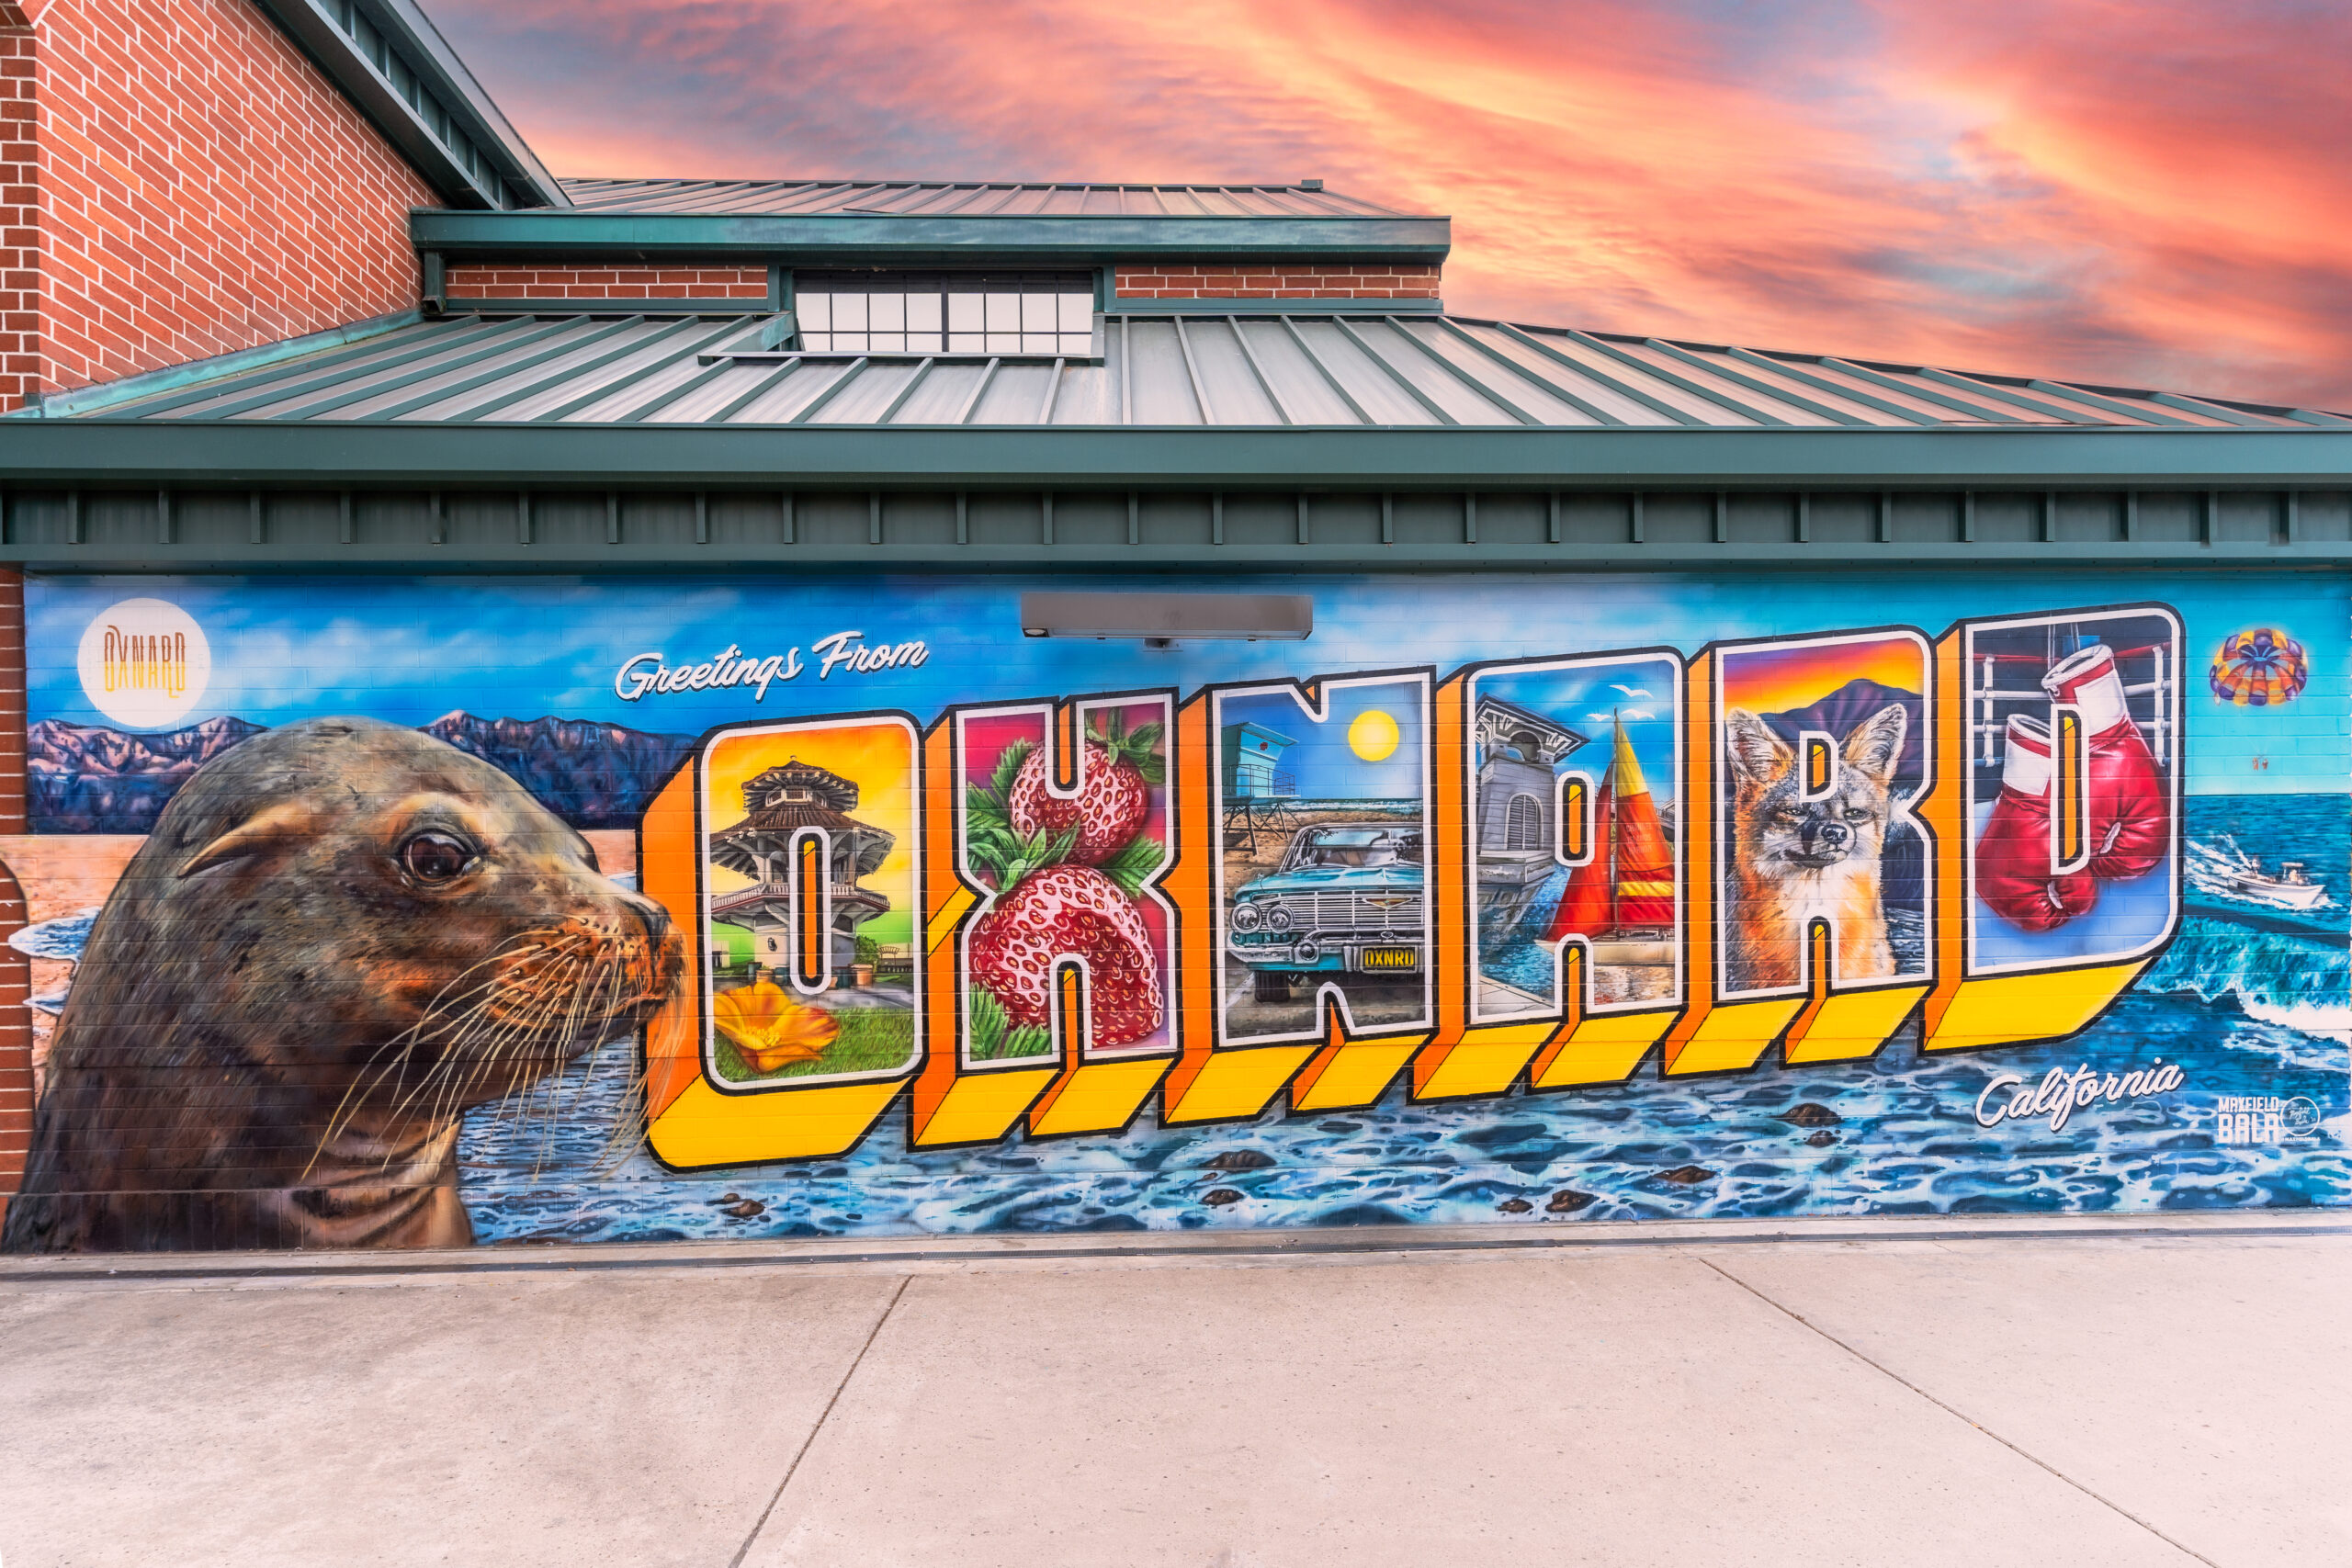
[1018,592,1313,647]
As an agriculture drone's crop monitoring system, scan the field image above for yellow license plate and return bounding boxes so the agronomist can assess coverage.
[1359,948,1418,970]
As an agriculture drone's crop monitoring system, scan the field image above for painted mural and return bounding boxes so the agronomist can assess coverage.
[1,571,2343,1252]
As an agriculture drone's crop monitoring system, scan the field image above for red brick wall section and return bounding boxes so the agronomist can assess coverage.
[30,0,436,404]
[0,13,36,413]
[447,265,770,301]
[0,569,27,1220]
[1114,263,1441,300]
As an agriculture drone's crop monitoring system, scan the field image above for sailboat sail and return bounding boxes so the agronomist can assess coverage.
[1548,716,1673,939]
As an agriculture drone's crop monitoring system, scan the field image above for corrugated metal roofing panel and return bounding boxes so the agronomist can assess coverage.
[52,309,2345,432]
[553,177,1421,219]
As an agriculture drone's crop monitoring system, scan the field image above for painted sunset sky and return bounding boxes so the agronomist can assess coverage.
[425,0,2352,411]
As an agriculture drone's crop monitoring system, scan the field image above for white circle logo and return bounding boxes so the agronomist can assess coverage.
[77,598,210,728]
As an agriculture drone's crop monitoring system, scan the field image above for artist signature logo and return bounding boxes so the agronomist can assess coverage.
[2210,1094,2321,1145]
[1974,1060,2185,1134]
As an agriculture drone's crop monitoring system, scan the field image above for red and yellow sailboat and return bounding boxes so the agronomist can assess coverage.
[1546,716,1677,968]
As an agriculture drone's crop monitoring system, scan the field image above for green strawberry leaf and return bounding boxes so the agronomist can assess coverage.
[966,783,1011,831]
[1096,833,1168,897]
[988,739,1035,806]
[967,984,1053,1062]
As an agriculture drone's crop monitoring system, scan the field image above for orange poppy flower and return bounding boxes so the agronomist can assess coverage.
[713,980,840,1072]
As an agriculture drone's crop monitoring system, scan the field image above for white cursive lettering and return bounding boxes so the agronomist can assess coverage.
[1974,1059,2184,1134]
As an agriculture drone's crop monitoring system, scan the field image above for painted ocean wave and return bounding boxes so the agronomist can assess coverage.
[2141,919,2350,1043]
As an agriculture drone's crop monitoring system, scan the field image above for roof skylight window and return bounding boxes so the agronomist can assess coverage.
[795,272,1094,355]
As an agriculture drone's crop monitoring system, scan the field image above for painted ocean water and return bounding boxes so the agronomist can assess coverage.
[432,796,2351,1242]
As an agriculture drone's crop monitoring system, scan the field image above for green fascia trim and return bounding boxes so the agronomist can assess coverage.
[5,423,2346,491]
[4,310,424,420]
[438,299,779,317]
[251,1,559,209]
[1102,298,1445,316]
[411,210,1453,265]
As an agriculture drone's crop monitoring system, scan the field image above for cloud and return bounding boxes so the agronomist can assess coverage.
[428,0,2352,409]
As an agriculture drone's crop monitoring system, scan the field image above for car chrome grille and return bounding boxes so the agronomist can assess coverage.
[1272,891,1424,932]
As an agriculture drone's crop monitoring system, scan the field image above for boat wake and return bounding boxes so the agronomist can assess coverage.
[2187,835,2335,915]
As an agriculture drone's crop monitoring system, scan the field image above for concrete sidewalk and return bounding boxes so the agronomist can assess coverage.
[1,1213,2345,1567]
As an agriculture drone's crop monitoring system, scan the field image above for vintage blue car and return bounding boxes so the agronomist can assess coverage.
[1227,824,1425,1002]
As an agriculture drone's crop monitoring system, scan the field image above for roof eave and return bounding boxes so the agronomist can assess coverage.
[4,421,2344,491]
[408,210,1453,265]
[251,0,565,209]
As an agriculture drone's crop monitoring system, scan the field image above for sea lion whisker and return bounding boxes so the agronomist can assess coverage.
[372,988,549,1150]
[539,959,626,1175]
[525,961,605,1173]
[461,953,598,1145]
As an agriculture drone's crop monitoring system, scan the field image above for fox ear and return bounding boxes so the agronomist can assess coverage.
[1841,704,1908,784]
[1724,709,1793,785]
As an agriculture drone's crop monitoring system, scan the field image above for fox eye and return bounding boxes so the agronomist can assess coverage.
[1842,807,1871,821]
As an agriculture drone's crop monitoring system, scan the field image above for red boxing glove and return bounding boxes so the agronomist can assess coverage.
[1977,716,2099,932]
[2041,644,2167,881]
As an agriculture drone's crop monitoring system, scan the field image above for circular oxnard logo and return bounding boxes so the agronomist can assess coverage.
[76,597,210,728]
[2282,1097,2322,1136]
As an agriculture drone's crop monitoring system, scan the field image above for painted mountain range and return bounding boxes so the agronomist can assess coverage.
[28,712,696,832]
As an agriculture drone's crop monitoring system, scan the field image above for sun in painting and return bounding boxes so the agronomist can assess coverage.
[1348,708,1399,761]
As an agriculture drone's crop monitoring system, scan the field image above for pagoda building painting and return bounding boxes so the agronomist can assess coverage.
[1472,695,1589,930]
[708,761,895,983]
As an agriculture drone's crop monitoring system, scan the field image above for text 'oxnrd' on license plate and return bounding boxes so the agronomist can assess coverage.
[1358,947,1419,971]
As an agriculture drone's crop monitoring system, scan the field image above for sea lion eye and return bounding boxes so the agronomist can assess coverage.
[401,831,478,884]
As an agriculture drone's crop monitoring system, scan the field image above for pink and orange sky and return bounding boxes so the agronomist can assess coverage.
[431,0,2352,410]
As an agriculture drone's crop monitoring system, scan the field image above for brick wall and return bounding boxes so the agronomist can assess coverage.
[0,11,35,412]
[20,0,435,410]
[447,265,769,302]
[0,569,26,1223]
[1114,263,1440,300]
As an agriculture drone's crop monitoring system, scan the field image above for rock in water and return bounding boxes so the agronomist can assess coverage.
[1203,1149,1276,1171]
[1202,1188,1244,1207]
[722,1200,764,1219]
[1805,1130,1838,1147]
[1497,1198,1533,1213]
[1657,1166,1716,1185]
[1777,1102,1843,1128]
[1546,1190,1596,1213]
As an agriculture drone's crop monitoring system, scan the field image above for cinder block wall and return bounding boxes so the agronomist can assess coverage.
[1114,263,1440,300]
[12,0,435,411]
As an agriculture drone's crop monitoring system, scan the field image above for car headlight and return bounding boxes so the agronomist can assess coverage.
[1266,906,1293,931]
[1232,901,1263,932]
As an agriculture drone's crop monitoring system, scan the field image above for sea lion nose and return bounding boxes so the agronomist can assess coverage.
[622,892,672,946]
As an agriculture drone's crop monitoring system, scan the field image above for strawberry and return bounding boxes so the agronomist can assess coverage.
[967,863,1163,1046]
[1004,711,1164,865]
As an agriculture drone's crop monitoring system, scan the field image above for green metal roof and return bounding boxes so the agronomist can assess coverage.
[30,309,2341,433]
[555,178,1418,219]
[413,181,1444,266]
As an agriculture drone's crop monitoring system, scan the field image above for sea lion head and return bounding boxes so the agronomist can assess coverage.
[107,716,684,1129]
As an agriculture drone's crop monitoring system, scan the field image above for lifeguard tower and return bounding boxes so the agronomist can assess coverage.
[1220,719,1297,852]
